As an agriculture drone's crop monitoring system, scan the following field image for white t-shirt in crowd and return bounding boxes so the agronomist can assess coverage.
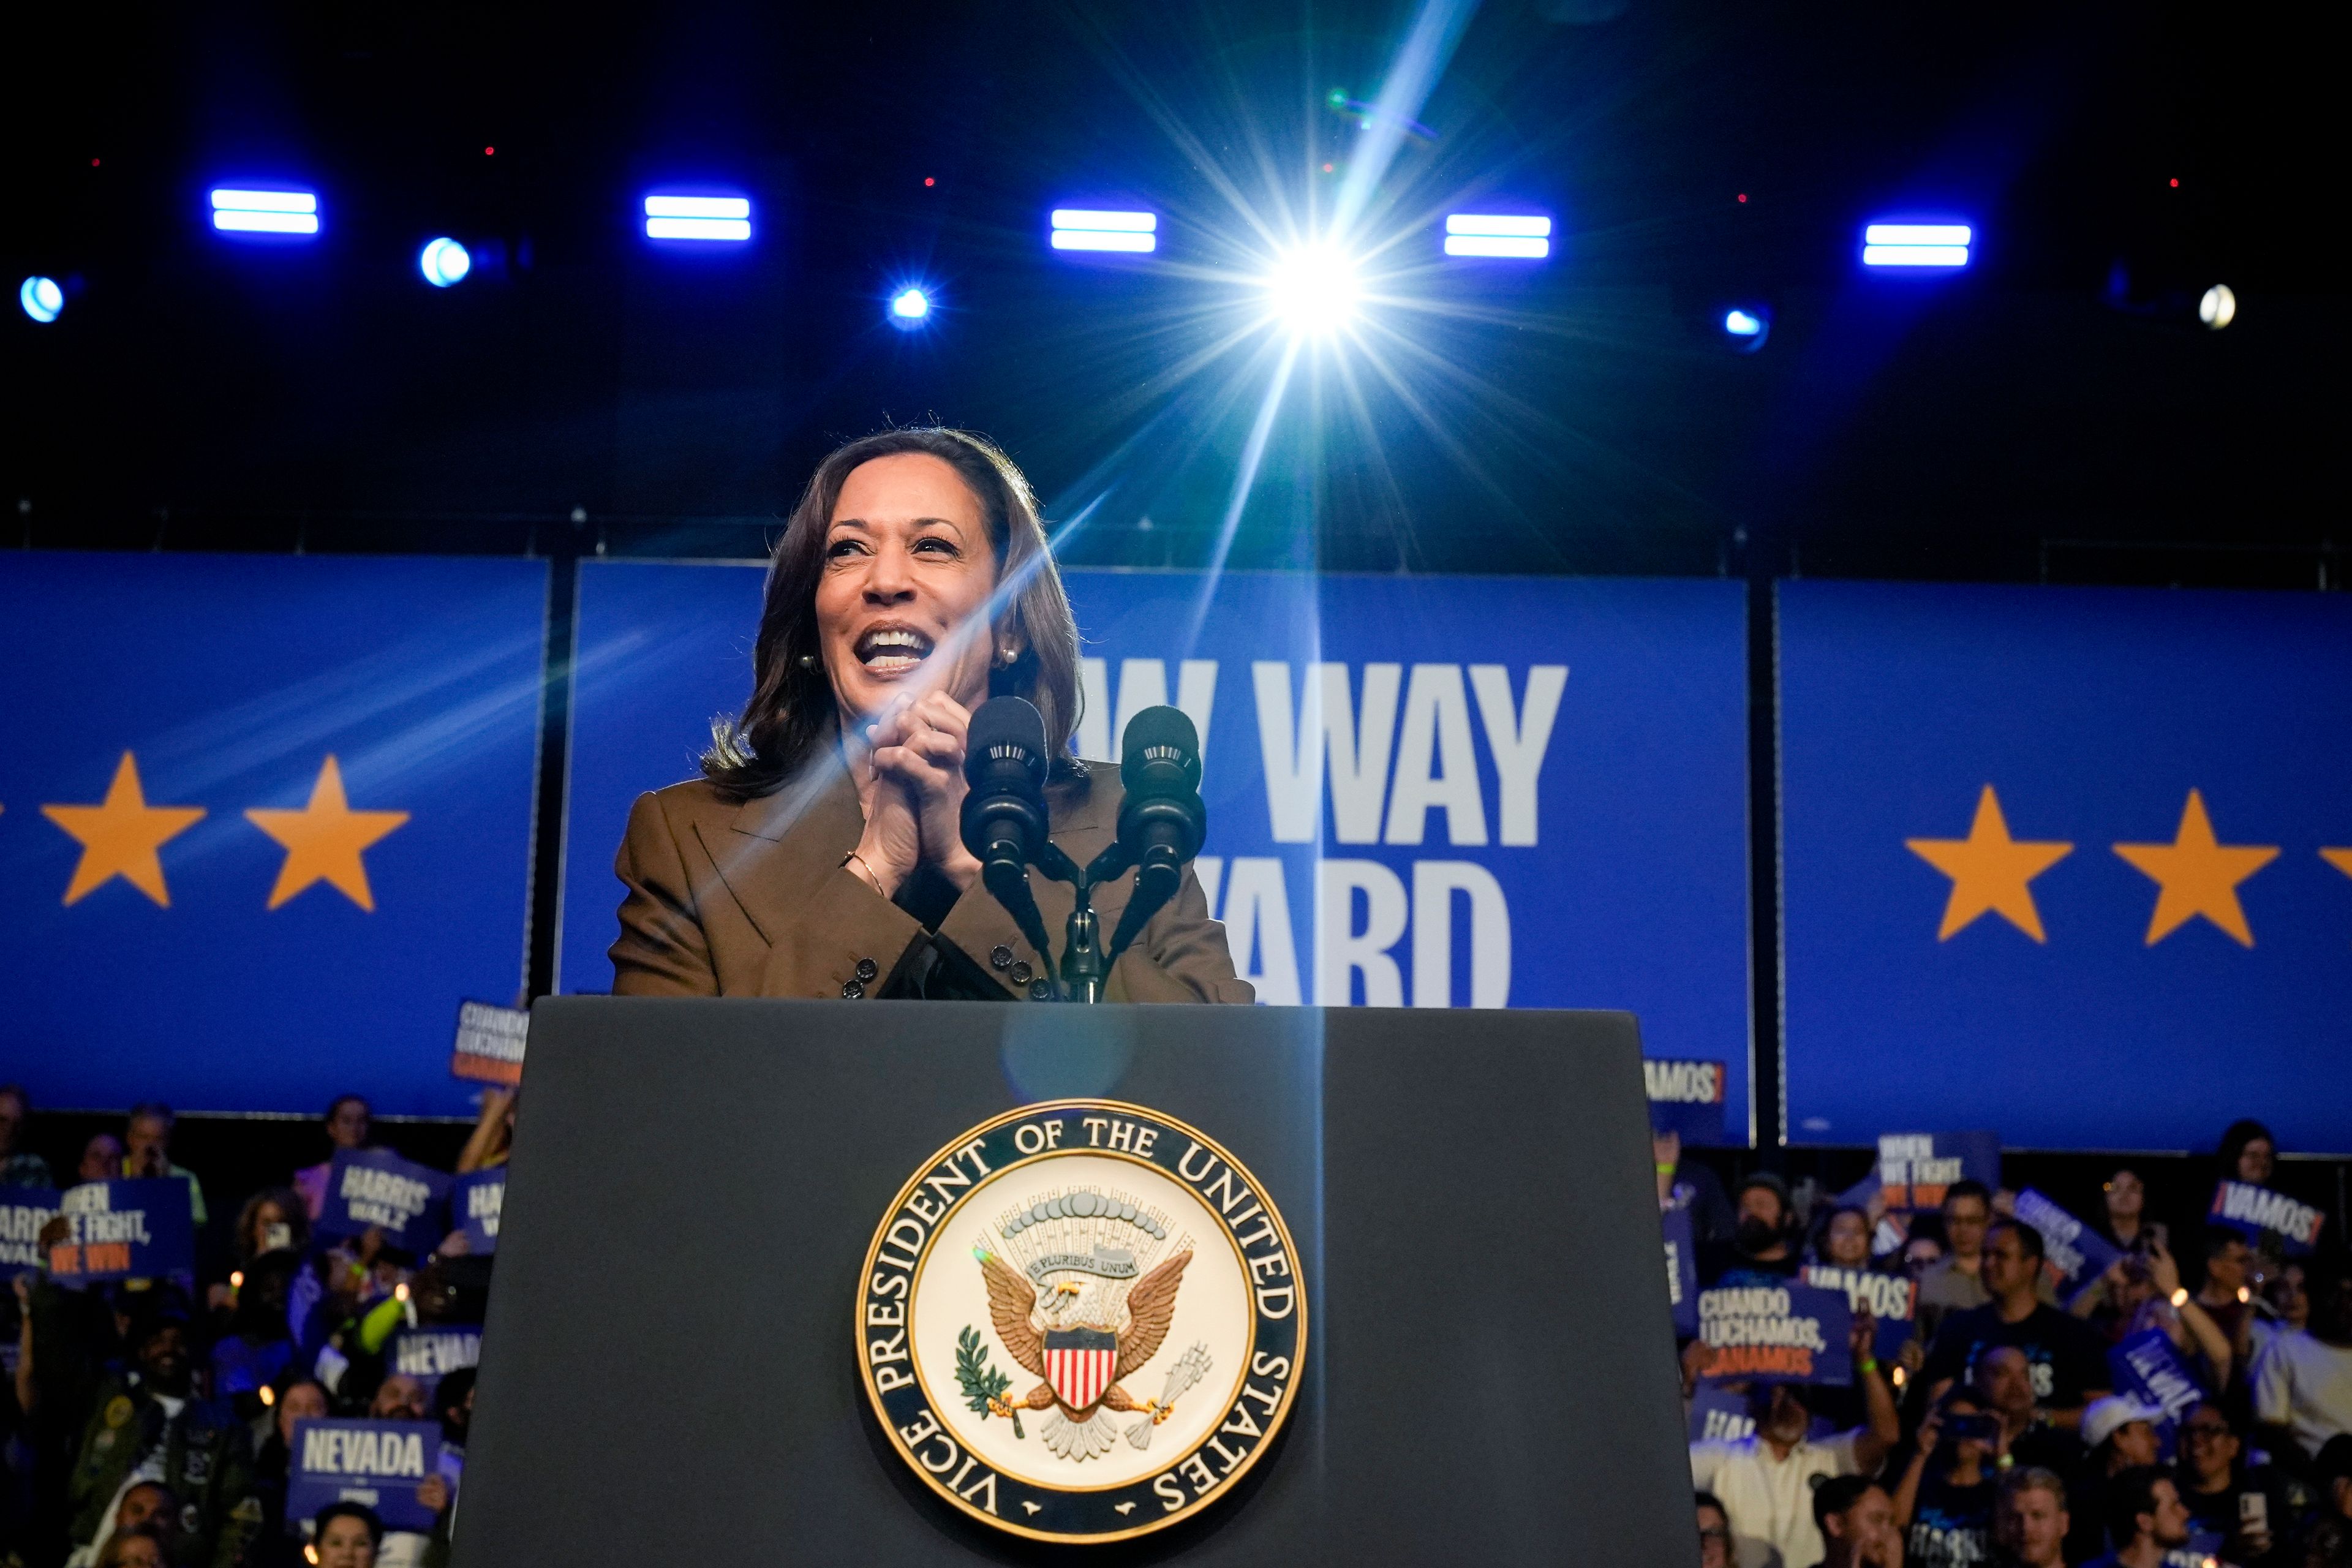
[1690,1428,1863,1568]
[2251,1329,2352,1460]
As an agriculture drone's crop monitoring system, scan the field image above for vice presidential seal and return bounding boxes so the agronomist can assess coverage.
[857,1099,1305,1544]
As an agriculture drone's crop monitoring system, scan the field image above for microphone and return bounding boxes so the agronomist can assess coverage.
[959,698,1057,982]
[1103,707,1207,967]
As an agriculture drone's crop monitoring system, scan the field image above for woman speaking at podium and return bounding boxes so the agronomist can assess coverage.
[609,428,1251,1005]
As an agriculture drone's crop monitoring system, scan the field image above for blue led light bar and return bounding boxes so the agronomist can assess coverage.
[643,194,752,242]
[1444,214,1551,258]
[211,189,320,236]
[1862,222,1971,268]
[1050,209,1158,254]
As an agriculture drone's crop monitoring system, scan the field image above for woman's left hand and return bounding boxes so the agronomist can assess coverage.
[870,690,984,892]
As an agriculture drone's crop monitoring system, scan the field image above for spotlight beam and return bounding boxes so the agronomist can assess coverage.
[1330,0,1482,242]
[1185,336,1302,652]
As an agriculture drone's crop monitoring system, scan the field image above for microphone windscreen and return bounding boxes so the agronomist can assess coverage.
[1118,706,1202,794]
[967,696,1049,791]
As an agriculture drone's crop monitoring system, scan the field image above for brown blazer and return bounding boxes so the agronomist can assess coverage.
[607,756,1253,1004]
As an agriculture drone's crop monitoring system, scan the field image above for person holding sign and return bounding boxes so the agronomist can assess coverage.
[1688,1312,1900,1568]
[609,428,1247,1003]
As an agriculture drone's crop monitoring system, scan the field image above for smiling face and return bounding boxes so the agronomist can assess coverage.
[1825,1210,1871,1267]
[815,452,1004,728]
[315,1515,377,1568]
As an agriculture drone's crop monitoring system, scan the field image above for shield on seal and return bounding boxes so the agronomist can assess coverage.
[1042,1327,1118,1412]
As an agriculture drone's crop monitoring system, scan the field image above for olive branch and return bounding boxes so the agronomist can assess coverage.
[956,1325,1022,1438]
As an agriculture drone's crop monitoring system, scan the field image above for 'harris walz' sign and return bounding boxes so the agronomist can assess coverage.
[2208,1182,2326,1256]
[44,1181,195,1282]
[1693,1284,1853,1385]
[287,1419,443,1532]
[1,1192,61,1270]
[315,1150,451,1255]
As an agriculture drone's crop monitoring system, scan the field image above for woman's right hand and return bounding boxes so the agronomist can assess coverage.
[851,699,925,897]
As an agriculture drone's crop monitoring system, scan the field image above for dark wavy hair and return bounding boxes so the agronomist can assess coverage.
[703,428,1084,797]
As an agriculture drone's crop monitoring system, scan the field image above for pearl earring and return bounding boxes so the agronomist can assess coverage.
[797,653,820,670]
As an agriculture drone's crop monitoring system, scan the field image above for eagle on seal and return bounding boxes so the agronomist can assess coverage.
[976,1247,1191,1460]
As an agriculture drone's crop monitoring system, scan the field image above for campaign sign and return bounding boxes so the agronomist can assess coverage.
[287,1419,442,1532]
[1804,1265,1918,1365]
[450,1000,529,1086]
[1694,1283,1854,1385]
[2208,1182,2326,1256]
[1687,1383,1755,1443]
[2109,1329,2203,1453]
[390,1326,481,1402]
[315,1150,450,1254]
[556,562,1757,1139]
[2013,1189,2125,1292]
[0,1190,61,1270]
[1664,1205,1699,1337]
[0,553,545,1118]
[453,1169,504,1256]
[1646,1059,1729,1146]
[1780,581,2352,1155]
[1874,1132,2000,1213]
[45,1180,194,1283]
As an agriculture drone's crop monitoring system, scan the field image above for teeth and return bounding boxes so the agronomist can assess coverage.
[858,627,932,668]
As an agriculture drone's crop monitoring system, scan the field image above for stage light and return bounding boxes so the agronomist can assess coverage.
[1721,305,1771,352]
[1264,244,1360,335]
[210,188,320,236]
[418,237,471,288]
[642,193,752,242]
[1050,209,1158,254]
[19,276,63,323]
[888,287,930,329]
[2199,284,2236,330]
[1443,213,1551,259]
[1861,222,1970,268]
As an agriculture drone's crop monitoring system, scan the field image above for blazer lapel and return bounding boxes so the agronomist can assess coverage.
[690,754,865,950]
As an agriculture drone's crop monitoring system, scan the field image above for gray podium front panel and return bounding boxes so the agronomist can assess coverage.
[455,1000,1695,1566]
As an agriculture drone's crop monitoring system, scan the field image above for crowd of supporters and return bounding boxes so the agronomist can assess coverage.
[0,1086,510,1568]
[1668,1120,2352,1568]
[5,1078,2349,1567]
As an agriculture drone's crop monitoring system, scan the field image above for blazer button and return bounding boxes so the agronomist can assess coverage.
[841,979,865,999]
[1008,960,1033,985]
[989,944,1015,970]
[854,957,879,982]
[1028,979,1053,1000]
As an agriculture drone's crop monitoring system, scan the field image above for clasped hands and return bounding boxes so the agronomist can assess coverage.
[849,690,984,899]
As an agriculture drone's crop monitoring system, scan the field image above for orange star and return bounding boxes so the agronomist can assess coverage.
[40,752,208,907]
[244,756,409,911]
[1905,785,2075,941]
[2112,790,2278,946]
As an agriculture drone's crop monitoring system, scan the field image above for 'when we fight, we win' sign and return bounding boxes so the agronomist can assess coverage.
[12,1181,197,1282]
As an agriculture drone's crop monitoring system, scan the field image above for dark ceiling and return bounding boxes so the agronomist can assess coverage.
[2,0,2341,586]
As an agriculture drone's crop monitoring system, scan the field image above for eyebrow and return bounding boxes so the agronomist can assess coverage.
[827,515,970,534]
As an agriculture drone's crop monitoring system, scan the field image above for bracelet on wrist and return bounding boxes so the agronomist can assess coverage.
[842,850,886,897]
[1857,1357,1879,1375]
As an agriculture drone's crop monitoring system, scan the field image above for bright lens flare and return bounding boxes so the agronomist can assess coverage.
[1263,244,1360,336]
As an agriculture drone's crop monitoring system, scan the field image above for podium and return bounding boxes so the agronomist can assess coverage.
[454,1000,1697,1565]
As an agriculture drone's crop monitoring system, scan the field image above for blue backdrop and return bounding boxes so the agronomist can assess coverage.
[0,552,546,1116]
[557,562,1758,1138]
[1779,581,2352,1153]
